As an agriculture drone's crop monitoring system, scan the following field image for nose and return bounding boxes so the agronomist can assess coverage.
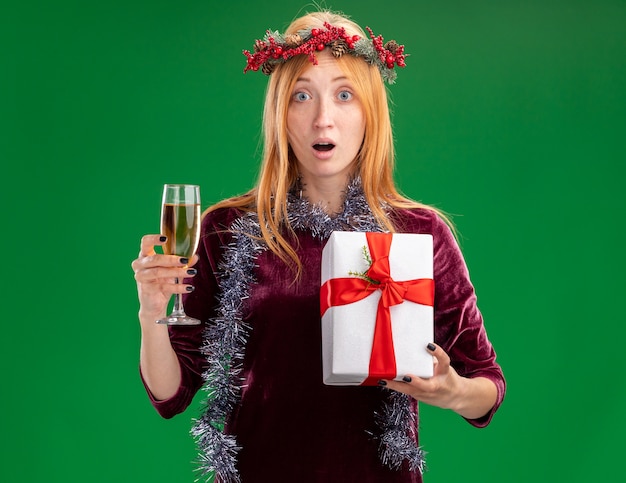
[313,98,334,129]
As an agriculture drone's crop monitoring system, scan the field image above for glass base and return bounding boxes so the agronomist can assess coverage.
[156,314,201,325]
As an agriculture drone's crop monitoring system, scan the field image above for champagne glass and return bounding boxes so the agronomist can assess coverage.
[156,184,201,325]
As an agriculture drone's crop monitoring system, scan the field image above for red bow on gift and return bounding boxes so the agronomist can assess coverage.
[320,232,434,385]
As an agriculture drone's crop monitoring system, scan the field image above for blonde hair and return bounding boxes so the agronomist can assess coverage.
[206,10,450,275]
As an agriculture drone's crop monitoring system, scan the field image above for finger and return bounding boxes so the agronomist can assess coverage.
[139,234,167,257]
[134,265,197,284]
[379,378,412,395]
[382,371,442,405]
[385,343,448,388]
[426,342,451,375]
[187,254,199,267]
[379,376,436,402]
[160,274,197,295]
[133,251,193,275]
[395,343,447,384]
[149,277,196,294]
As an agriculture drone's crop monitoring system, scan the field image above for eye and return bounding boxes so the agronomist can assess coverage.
[293,91,311,102]
[338,90,353,101]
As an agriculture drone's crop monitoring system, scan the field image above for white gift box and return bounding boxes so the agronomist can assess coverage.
[320,231,434,386]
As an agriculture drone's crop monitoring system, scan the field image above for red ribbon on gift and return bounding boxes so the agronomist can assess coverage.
[320,232,434,385]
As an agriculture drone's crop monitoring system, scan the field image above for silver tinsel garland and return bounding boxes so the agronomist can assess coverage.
[191,178,425,482]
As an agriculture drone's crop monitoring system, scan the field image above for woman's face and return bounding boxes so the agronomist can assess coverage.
[286,50,365,184]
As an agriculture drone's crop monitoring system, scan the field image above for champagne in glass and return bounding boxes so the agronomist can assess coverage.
[156,184,201,325]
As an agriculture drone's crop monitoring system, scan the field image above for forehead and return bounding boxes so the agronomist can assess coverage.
[295,49,348,82]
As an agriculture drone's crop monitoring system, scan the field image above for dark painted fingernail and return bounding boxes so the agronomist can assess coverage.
[185,286,195,292]
[159,235,167,242]
[427,343,436,351]
[187,268,197,275]
[179,257,189,264]
[377,379,387,386]
[402,376,412,383]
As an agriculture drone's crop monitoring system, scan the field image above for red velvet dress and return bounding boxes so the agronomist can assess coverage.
[141,205,505,483]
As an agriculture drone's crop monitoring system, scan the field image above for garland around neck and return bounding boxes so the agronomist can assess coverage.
[191,179,425,482]
[243,21,406,84]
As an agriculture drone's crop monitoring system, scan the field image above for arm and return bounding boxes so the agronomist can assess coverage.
[132,210,236,418]
[385,209,505,423]
[132,235,198,400]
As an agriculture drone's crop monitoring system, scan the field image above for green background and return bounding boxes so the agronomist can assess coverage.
[2,0,625,481]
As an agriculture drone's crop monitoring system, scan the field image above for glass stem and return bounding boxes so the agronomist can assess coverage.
[171,278,186,317]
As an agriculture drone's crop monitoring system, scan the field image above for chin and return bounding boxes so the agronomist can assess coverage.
[300,163,356,180]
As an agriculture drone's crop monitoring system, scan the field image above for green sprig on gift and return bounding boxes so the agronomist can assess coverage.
[348,245,380,285]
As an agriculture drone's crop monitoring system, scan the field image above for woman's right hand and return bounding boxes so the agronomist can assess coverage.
[131,234,198,324]
[132,234,197,399]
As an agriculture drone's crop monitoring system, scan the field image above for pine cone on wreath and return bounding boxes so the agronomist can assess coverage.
[384,40,399,54]
[330,39,349,58]
[284,34,302,47]
[261,62,276,75]
[254,39,266,53]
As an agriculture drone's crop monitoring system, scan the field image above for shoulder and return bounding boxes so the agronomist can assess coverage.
[201,206,248,233]
[389,206,463,266]
[389,206,452,238]
[199,206,250,251]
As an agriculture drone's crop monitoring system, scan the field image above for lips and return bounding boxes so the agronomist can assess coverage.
[313,142,335,152]
[313,138,336,153]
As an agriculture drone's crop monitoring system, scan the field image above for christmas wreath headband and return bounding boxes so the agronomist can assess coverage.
[243,22,406,84]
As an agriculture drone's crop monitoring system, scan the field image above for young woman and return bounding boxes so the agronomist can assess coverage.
[132,10,505,483]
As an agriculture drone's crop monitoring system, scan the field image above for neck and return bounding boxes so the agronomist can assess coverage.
[298,174,351,214]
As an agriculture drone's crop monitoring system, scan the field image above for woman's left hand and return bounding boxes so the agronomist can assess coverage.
[381,343,498,420]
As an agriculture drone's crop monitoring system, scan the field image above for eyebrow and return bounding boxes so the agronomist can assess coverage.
[295,75,349,83]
